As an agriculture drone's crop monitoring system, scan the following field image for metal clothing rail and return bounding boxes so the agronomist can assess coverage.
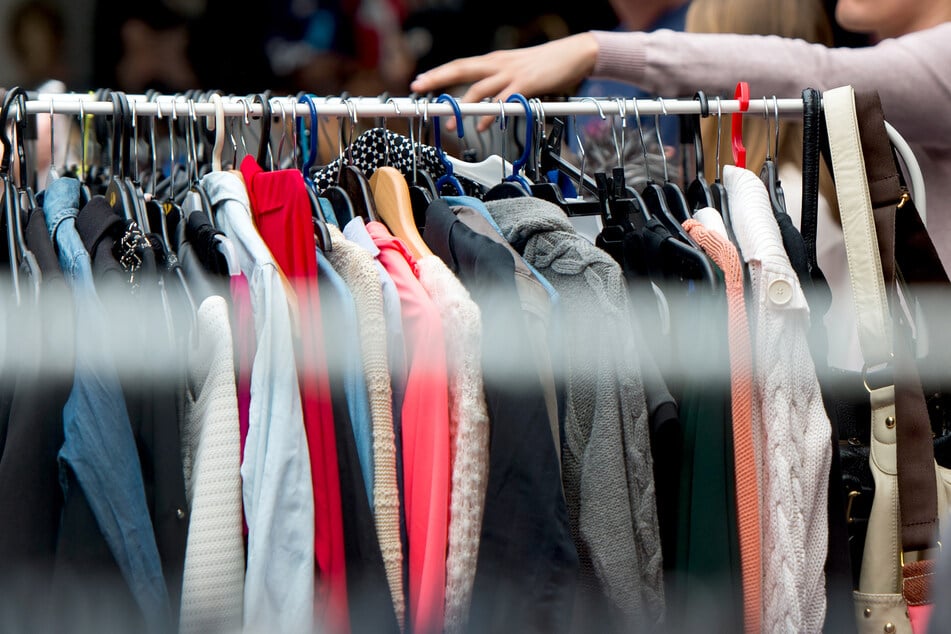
[14,93,806,119]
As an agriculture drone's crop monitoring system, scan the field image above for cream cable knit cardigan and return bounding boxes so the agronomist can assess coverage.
[415,255,490,634]
[179,296,244,633]
[325,224,405,628]
[724,166,832,632]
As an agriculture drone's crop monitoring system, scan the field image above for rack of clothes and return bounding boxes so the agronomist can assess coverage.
[0,87,942,634]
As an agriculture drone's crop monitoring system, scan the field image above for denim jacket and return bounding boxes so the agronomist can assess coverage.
[44,178,171,629]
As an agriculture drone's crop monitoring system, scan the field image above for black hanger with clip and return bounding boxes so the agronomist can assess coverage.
[530,118,602,216]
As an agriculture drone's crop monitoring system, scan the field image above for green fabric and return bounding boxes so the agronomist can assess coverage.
[669,266,742,633]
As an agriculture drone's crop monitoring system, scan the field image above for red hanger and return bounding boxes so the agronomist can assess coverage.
[731,81,750,169]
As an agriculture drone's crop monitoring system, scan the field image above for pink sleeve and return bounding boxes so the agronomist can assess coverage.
[590,24,951,148]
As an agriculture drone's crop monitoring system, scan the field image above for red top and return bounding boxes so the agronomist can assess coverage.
[367,221,450,634]
[241,156,349,633]
[229,272,255,536]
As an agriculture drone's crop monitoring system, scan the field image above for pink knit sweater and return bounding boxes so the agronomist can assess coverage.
[591,22,951,269]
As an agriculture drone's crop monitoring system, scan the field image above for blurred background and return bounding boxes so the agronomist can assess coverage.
[0,0,865,97]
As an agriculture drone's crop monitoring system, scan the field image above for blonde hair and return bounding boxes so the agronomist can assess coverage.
[688,0,837,210]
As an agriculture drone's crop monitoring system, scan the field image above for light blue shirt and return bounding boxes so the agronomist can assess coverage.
[202,171,316,633]
[316,250,375,507]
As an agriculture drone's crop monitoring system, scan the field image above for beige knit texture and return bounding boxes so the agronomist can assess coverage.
[325,224,405,628]
[725,166,832,633]
[179,296,245,634]
[416,256,490,634]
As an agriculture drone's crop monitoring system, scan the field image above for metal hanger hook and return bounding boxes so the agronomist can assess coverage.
[48,99,56,179]
[773,96,781,161]
[655,97,670,182]
[497,99,507,180]
[613,97,627,169]
[714,96,723,180]
[762,96,772,160]
[579,96,606,120]
[149,97,160,194]
[130,97,139,180]
[572,115,587,197]
[383,97,402,166]
[79,98,86,181]
[274,98,289,167]
[630,98,652,182]
[530,97,546,176]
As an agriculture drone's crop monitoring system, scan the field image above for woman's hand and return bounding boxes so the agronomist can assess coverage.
[410,32,599,130]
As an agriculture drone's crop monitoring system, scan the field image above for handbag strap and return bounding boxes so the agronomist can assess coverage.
[854,91,939,553]
[823,87,893,372]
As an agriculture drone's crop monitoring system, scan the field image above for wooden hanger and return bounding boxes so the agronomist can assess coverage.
[370,165,432,259]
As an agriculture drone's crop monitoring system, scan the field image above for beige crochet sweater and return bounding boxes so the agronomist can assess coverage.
[325,224,405,627]
[416,255,490,634]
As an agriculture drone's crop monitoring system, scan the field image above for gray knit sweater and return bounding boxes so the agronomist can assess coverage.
[486,197,665,628]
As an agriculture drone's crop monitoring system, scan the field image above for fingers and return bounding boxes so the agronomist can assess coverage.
[411,53,500,93]
[461,74,510,105]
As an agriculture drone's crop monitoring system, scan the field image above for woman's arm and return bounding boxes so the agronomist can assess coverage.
[593,25,951,147]
[412,23,951,146]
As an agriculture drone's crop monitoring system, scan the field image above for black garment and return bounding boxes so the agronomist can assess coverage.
[597,224,683,565]
[0,209,73,618]
[68,197,189,620]
[775,212,810,286]
[184,210,232,280]
[424,199,578,633]
[317,263,399,634]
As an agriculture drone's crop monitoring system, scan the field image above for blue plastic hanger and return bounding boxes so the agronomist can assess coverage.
[483,93,534,201]
[433,93,466,195]
[504,93,533,190]
[296,93,333,249]
[297,93,319,174]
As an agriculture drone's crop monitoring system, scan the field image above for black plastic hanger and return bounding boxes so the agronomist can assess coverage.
[251,92,272,170]
[627,98,694,245]
[651,98,692,223]
[102,91,136,222]
[0,88,40,303]
[334,97,378,222]
[759,96,789,219]
[709,96,738,244]
[685,91,716,212]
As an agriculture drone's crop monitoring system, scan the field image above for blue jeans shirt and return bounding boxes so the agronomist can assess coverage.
[44,178,170,629]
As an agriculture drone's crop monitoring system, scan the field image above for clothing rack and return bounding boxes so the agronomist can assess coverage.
[15,93,805,119]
